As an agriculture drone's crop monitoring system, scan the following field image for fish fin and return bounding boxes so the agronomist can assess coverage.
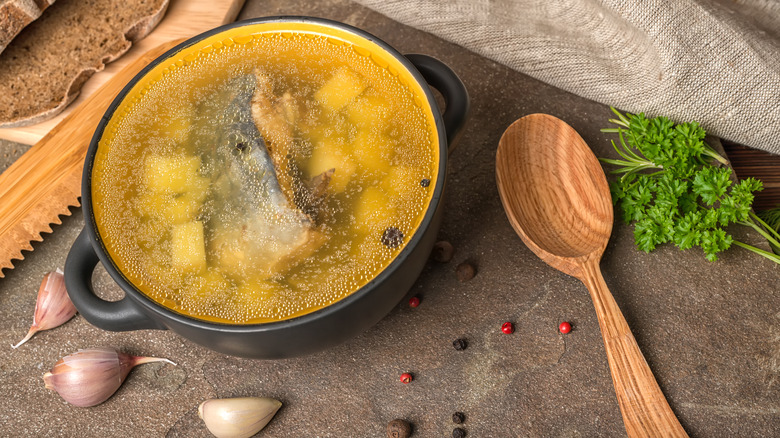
[297,169,334,223]
[309,168,334,202]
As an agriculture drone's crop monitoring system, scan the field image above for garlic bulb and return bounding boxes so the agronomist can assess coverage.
[12,268,76,348]
[43,347,175,407]
[199,397,282,438]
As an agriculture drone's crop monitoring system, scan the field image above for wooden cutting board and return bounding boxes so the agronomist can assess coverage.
[0,0,246,145]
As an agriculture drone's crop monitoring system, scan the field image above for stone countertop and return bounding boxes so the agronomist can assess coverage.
[0,0,778,436]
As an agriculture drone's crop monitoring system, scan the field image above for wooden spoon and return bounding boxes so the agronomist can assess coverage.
[495,113,688,437]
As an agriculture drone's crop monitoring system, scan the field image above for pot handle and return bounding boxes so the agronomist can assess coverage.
[406,54,470,153]
[64,228,167,331]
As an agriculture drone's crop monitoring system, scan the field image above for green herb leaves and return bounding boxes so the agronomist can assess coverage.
[600,108,780,265]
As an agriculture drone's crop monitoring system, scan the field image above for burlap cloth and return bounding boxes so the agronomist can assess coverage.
[352,0,780,154]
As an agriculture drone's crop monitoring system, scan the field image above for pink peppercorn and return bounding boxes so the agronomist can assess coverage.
[501,322,514,334]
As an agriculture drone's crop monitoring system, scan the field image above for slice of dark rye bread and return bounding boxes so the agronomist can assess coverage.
[0,0,169,128]
[0,0,56,54]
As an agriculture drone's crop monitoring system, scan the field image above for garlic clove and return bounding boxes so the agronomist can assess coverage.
[199,397,282,438]
[12,268,77,348]
[43,347,175,407]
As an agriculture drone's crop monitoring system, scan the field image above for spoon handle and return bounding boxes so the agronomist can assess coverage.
[581,259,689,438]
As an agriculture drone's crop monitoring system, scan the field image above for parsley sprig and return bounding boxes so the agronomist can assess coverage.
[599,107,780,265]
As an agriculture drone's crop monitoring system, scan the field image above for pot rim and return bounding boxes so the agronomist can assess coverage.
[82,15,448,332]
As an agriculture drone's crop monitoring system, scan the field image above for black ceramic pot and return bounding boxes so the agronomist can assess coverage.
[64,16,469,359]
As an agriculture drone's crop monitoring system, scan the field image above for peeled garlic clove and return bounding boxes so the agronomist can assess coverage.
[199,397,282,438]
[12,268,77,348]
[43,347,175,407]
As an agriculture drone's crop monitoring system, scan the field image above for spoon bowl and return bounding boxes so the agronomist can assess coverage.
[496,114,688,437]
[496,113,612,277]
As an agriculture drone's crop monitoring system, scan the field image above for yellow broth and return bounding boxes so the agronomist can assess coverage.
[91,26,438,324]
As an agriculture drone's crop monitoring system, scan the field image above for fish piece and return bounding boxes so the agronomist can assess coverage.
[201,74,326,278]
[250,72,298,202]
[251,70,332,219]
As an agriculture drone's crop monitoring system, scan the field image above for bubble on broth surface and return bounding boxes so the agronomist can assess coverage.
[92,30,436,324]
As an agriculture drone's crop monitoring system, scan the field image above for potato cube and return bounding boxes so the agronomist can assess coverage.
[314,67,366,112]
[381,165,423,200]
[301,123,329,145]
[171,221,207,272]
[301,117,350,147]
[209,226,247,278]
[307,139,357,193]
[351,129,393,174]
[165,195,200,224]
[144,154,201,193]
[186,270,231,303]
[136,191,200,224]
[353,186,397,233]
[346,95,391,128]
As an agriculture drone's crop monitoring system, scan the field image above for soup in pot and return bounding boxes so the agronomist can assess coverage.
[91,24,439,324]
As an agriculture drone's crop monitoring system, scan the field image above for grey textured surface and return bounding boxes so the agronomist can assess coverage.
[0,0,778,437]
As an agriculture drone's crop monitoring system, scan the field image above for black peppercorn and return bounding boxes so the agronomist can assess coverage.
[452,411,466,424]
[452,427,467,438]
[381,227,404,248]
[420,178,430,187]
[452,339,467,351]
[387,419,412,438]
